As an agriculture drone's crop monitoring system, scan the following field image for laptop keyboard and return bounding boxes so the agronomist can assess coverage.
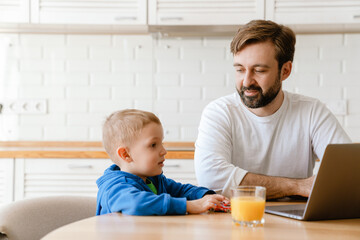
[281,209,305,216]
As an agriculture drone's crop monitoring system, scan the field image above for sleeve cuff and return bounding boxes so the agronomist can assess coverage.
[167,197,187,215]
[221,168,248,198]
[203,190,216,196]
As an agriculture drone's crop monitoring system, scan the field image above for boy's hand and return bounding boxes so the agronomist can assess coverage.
[186,194,229,214]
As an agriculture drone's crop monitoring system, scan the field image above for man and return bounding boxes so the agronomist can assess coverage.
[194,20,351,199]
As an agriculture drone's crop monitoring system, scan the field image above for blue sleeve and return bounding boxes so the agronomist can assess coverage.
[101,182,187,216]
[162,176,216,200]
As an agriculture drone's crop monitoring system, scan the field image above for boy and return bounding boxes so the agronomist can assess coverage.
[96,109,228,216]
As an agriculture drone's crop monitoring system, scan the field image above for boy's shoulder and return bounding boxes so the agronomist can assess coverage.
[97,164,145,187]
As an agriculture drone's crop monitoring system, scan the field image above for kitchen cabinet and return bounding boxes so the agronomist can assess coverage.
[162,159,197,185]
[148,0,265,25]
[149,0,360,33]
[0,159,14,206]
[30,0,147,25]
[0,141,196,202]
[0,0,146,25]
[12,158,196,200]
[1,0,360,33]
[14,158,110,200]
[266,0,360,25]
[0,0,29,23]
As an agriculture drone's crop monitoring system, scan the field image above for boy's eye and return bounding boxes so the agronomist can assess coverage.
[151,143,156,148]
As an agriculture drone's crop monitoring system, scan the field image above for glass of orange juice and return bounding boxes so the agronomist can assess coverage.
[231,186,266,227]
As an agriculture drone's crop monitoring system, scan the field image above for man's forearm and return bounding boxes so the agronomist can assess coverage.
[240,172,314,199]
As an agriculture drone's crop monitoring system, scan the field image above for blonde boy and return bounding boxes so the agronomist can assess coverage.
[96,109,228,215]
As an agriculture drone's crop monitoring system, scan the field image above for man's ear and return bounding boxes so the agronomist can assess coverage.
[117,147,131,162]
[280,61,292,81]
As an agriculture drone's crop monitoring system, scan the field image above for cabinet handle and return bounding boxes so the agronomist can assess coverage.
[67,164,93,169]
[160,17,183,21]
[354,15,360,19]
[164,164,181,168]
[115,16,137,21]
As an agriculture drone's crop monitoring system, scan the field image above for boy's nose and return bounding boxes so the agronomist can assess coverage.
[161,146,167,156]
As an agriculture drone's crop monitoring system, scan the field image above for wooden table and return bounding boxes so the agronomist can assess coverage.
[42,204,360,240]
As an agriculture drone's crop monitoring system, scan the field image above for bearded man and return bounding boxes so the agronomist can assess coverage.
[194,20,351,199]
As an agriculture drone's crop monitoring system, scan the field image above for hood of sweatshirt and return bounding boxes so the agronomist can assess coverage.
[97,164,141,186]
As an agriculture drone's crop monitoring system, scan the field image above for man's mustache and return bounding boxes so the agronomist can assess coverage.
[241,85,262,92]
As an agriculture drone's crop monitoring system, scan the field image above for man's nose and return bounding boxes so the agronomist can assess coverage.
[243,71,255,87]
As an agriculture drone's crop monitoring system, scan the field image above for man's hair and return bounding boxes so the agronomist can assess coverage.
[102,109,161,161]
[230,19,296,69]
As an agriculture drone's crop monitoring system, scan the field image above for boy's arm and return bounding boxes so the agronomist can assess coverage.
[162,175,215,200]
[159,176,228,214]
[103,183,187,216]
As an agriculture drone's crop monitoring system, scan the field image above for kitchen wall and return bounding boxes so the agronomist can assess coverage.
[0,32,359,142]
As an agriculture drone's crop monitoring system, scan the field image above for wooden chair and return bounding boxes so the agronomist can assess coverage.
[0,196,96,240]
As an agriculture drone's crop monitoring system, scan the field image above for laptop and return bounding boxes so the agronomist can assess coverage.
[265,143,360,221]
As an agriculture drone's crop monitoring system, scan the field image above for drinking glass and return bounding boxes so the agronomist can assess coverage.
[231,186,266,227]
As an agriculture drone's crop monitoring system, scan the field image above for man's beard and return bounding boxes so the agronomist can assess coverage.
[237,75,282,109]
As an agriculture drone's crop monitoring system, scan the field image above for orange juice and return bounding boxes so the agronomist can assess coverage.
[231,196,265,222]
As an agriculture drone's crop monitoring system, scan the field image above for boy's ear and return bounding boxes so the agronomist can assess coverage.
[117,147,131,162]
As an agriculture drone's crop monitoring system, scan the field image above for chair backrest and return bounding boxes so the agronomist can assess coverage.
[0,195,97,240]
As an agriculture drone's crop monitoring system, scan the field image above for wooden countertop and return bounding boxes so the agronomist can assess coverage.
[0,141,195,159]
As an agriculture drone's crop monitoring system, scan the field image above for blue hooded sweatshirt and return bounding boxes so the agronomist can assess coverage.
[96,164,215,216]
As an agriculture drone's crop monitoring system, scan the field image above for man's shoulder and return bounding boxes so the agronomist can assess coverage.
[286,91,322,107]
[286,91,317,101]
[284,92,330,119]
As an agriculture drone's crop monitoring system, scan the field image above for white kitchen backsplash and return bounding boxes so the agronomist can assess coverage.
[0,33,359,142]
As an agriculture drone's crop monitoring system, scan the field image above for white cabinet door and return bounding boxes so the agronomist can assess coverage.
[30,0,147,25]
[0,0,30,23]
[14,158,198,200]
[14,158,111,200]
[148,0,265,25]
[0,158,14,205]
[266,0,360,24]
[162,159,197,185]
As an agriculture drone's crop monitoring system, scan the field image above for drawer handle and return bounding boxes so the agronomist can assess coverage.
[67,164,93,169]
[160,17,183,21]
[354,15,360,19]
[115,16,137,21]
[164,164,181,168]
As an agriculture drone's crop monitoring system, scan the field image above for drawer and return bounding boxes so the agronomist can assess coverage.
[22,158,111,174]
[162,159,194,173]
[162,159,197,185]
[164,172,197,185]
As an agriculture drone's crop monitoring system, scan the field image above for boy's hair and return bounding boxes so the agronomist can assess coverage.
[102,109,161,162]
[230,19,296,70]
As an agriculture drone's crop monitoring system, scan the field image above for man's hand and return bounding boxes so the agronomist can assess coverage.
[241,172,316,199]
[186,194,229,214]
[295,175,316,197]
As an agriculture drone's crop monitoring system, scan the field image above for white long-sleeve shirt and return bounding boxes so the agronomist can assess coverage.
[194,91,352,197]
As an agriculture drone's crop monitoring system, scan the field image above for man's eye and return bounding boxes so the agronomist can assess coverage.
[255,70,265,73]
